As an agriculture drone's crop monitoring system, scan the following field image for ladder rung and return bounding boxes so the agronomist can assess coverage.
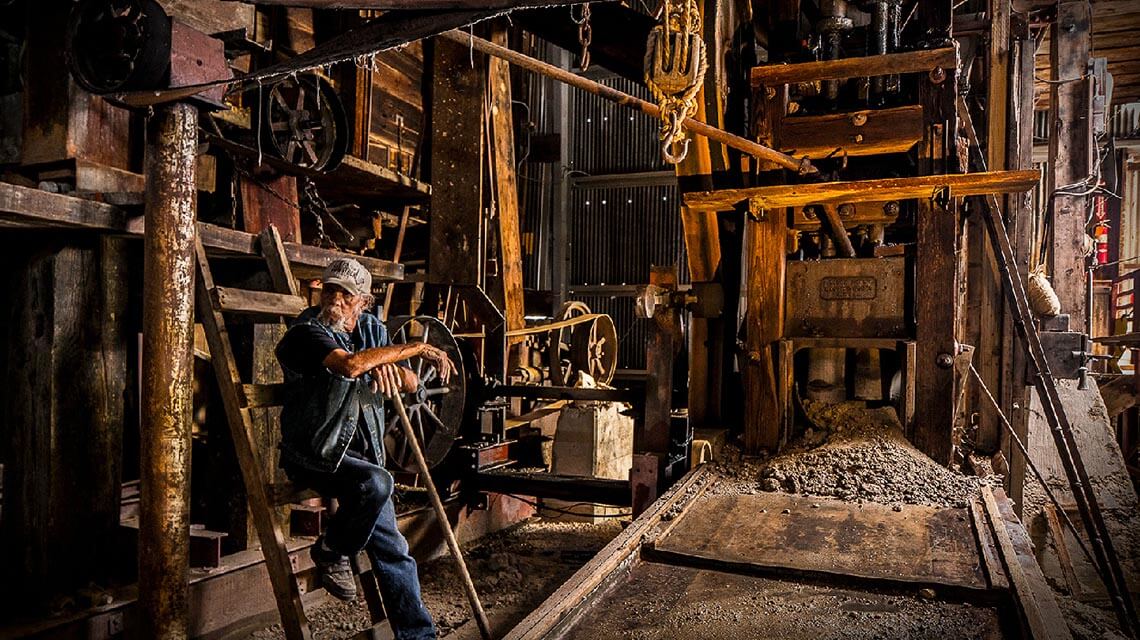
[242,383,290,408]
[213,286,307,317]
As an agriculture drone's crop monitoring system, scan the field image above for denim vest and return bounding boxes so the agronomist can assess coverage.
[278,307,388,472]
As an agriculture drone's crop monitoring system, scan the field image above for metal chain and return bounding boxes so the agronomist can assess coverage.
[574,3,592,71]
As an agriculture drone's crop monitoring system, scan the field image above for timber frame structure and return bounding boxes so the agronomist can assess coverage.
[1,0,1139,638]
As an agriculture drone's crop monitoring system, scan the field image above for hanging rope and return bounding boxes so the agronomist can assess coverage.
[644,0,707,164]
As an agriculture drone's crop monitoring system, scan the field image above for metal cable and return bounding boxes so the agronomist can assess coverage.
[967,364,1098,566]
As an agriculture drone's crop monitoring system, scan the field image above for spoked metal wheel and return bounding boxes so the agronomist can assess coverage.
[384,316,466,473]
[260,73,347,171]
[67,0,172,93]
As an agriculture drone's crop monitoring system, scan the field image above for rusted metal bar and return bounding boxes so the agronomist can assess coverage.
[818,204,856,257]
[438,30,816,175]
[139,101,198,640]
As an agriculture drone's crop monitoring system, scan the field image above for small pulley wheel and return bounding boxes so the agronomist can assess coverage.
[258,73,347,171]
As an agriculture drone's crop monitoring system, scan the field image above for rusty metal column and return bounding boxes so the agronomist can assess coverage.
[139,102,198,640]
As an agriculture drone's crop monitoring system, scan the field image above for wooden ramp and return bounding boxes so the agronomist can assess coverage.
[505,467,1071,640]
[647,492,989,593]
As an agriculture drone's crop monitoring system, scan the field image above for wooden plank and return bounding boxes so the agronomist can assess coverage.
[1003,21,1036,512]
[750,47,957,87]
[259,227,301,297]
[222,0,608,8]
[488,25,525,338]
[1048,1,1093,329]
[242,383,290,409]
[194,240,313,640]
[968,499,1010,591]
[776,106,924,158]
[1042,503,1083,597]
[428,36,485,285]
[981,487,1074,640]
[212,287,308,317]
[682,170,1040,211]
[0,182,405,281]
[1098,375,1139,417]
[743,204,786,453]
[651,493,988,591]
[502,465,713,640]
[240,174,301,243]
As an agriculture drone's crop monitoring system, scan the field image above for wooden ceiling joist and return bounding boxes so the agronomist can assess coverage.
[682,170,1041,211]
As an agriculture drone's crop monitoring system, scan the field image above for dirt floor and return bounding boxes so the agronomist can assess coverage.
[559,561,1007,640]
[246,518,624,639]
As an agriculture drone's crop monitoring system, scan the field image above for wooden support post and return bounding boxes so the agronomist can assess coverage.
[680,207,722,427]
[0,236,128,613]
[488,25,525,338]
[139,102,199,640]
[428,35,485,285]
[743,204,786,454]
[1003,15,1037,511]
[1048,1,1093,329]
[643,267,678,457]
[912,0,959,465]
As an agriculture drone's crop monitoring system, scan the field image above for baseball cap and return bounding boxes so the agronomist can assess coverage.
[321,258,372,297]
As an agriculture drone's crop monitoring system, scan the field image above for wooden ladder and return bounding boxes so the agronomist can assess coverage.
[194,226,389,640]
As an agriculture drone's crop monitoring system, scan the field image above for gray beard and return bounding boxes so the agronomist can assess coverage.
[317,306,352,332]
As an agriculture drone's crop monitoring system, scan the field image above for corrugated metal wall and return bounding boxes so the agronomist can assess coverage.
[565,75,685,370]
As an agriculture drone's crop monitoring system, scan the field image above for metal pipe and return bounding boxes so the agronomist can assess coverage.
[438,30,816,175]
[139,102,199,640]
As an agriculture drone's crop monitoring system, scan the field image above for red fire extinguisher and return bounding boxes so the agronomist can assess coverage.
[1093,194,1109,265]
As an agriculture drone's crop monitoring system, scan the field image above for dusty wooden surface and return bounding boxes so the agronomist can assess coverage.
[651,492,988,591]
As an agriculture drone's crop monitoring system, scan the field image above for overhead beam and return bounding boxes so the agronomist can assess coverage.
[683,169,1040,211]
[437,30,816,175]
[750,47,957,87]
[223,0,604,8]
[0,182,404,281]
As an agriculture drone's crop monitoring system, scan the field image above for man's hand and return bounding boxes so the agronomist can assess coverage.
[370,364,417,398]
[419,345,457,383]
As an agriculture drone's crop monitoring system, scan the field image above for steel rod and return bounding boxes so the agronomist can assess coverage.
[139,102,199,640]
[392,393,492,640]
[438,30,816,175]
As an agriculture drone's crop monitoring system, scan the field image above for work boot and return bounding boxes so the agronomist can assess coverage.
[310,538,358,601]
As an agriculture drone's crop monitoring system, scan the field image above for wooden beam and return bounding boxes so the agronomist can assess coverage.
[488,25,526,337]
[981,487,1074,640]
[1048,1,1093,329]
[428,36,485,285]
[0,182,404,281]
[776,106,924,158]
[750,47,957,87]
[743,205,786,454]
[222,0,609,8]
[682,170,1040,211]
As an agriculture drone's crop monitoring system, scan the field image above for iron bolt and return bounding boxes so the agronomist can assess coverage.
[936,353,953,369]
[803,206,818,220]
[929,67,946,84]
[850,113,868,127]
[838,204,855,218]
[883,201,899,216]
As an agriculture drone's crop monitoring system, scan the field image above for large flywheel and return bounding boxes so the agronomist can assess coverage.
[384,316,466,472]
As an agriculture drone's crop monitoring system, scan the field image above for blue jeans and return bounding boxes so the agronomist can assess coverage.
[286,453,436,640]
